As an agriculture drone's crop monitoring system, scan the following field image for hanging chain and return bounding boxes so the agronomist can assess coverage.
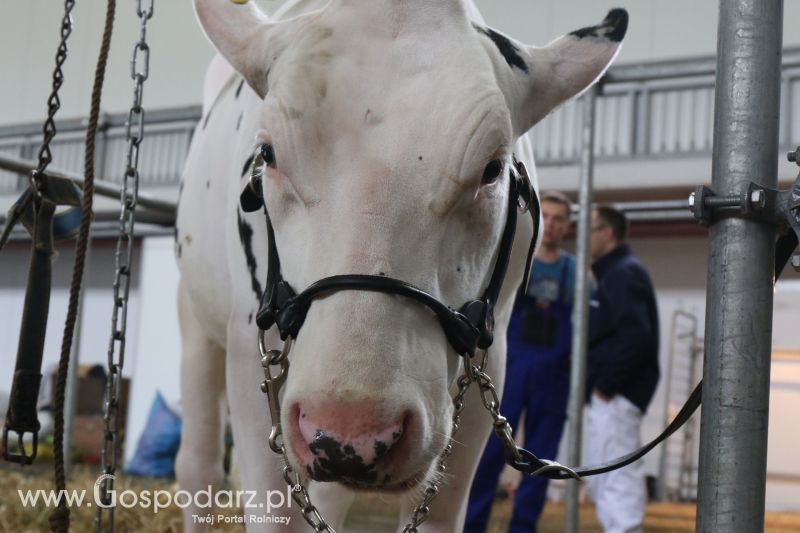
[259,333,337,532]
[96,1,153,531]
[401,370,472,532]
[0,0,75,253]
[29,0,77,194]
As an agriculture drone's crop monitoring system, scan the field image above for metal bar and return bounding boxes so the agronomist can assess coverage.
[696,0,783,530]
[0,105,202,138]
[564,86,597,533]
[605,49,800,84]
[63,238,90,477]
[610,199,689,211]
[0,154,176,217]
[0,209,174,236]
[657,311,681,501]
[657,310,699,501]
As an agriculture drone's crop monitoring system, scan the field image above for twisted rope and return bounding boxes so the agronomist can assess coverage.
[50,2,116,531]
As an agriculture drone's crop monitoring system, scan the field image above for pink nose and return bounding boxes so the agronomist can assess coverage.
[289,401,409,485]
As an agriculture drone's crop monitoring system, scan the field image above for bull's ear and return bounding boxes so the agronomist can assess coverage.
[483,9,628,136]
[193,0,299,98]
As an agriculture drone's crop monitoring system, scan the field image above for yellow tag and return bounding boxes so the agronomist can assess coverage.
[230,0,249,4]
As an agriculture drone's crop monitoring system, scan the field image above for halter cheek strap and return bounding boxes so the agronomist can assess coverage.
[241,153,540,357]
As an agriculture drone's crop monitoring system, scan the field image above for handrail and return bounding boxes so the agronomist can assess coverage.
[0,154,176,216]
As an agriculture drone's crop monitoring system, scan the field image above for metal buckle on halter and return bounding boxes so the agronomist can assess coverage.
[240,151,265,212]
[512,157,535,213]
[510,447,581,481]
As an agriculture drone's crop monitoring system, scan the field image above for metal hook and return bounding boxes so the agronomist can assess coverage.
[530,459,582,481]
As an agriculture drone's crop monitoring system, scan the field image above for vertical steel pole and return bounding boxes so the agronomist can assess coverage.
[63,239,90,477]
[564,85,597,533]
[696,0,783,531]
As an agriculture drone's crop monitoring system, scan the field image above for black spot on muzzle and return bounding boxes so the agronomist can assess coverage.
[307,433,380,484]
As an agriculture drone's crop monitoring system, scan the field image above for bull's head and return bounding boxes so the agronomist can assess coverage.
[194,0,625,490]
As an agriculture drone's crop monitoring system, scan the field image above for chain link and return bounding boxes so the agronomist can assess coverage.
[259,334,336,532]
[96,1,153,531]
[402,370,472,532]
[29,0,76,196]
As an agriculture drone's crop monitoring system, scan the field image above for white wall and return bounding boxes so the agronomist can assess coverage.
[4,1,800,125]
[123,236,182,463]
[0,239,142,411]
[0,236,181,465]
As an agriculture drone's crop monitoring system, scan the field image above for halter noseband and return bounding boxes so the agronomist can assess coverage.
[240,152,540,357]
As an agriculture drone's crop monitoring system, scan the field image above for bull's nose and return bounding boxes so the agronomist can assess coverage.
[291,402,409,484]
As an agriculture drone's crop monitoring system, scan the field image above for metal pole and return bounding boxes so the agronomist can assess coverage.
[564,85,597,533]
[0,154,176,216]
[696,0,783,530]
[656,312,680,502]
[63,237,91,476]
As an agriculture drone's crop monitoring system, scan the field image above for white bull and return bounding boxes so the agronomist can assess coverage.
[175,0,626,530]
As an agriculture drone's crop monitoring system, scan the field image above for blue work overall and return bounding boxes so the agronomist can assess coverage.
[465,257,573,533]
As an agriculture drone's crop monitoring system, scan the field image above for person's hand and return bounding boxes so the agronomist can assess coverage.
[593,388,612,402]
[500,478,518,498]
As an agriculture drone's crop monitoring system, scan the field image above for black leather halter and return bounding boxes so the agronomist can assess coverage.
[240,151,540,357]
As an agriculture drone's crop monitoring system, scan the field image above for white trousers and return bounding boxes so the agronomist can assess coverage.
[585,393,647,533]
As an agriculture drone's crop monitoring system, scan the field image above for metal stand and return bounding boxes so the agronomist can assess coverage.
[696,1,783,530]
[564,85,597,533]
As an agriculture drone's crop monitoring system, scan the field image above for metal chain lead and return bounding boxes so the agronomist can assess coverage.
[259,333,336,532]
[96,1,153,531]
[402,369,473,532]
[257,333,573,532]
[402,347,576,531]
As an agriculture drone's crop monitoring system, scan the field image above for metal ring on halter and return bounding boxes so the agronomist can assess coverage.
[461,353,478,381]
[249,151,265,194]
[259,329,292,365]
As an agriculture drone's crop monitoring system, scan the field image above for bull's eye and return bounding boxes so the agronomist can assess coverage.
[482,159,503,185]
[261,143,276,168]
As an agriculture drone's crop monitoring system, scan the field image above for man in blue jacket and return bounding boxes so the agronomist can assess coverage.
[466,191,576,533]
[585,205,660,533]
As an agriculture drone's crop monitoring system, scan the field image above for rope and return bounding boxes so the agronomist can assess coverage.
[50,2,116,530]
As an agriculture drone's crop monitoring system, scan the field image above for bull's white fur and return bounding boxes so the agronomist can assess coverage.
[176,1,623,530]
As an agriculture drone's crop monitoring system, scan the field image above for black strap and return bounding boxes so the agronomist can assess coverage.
[2,175,81,465]
[257,274,489,356]
[775,231,798,280]
[251,159,537,357]
[514,157,541,303]
[3,197,56,464]
[512,382,702,479]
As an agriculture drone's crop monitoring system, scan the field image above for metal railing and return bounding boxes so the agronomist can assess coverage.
[0,106,199,195]
[3,49,800,197]
[532,48,800,165]
[658,310,703,502]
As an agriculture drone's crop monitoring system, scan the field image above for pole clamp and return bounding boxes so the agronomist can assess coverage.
[688,182,781,226]
[688,148,800,274]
